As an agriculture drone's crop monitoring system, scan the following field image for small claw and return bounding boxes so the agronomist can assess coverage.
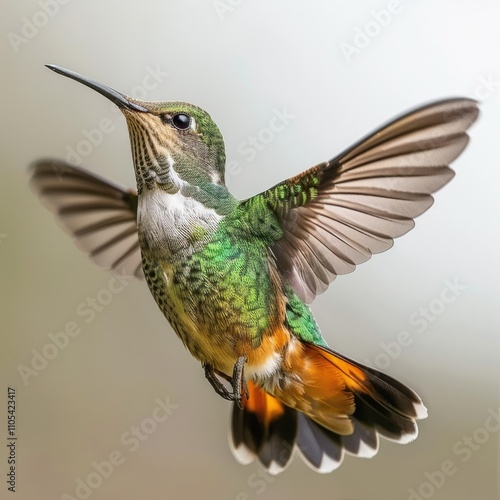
[232,356,248,409]
[204,364,233,401]
[203,357,248,408]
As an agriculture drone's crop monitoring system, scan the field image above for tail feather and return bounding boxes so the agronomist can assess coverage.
[231,383,297,474]
[230,342,427,474]
[309,343,427,422]
[353,389,418,443]
[296,412,343,472]
[296,412,379,473]
[340,418,378,457]
[283,342,426,443]
[317,343,427,443]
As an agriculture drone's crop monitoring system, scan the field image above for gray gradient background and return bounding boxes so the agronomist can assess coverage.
[2,1,500,499]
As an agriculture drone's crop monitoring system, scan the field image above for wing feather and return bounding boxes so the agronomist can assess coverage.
[248,98,479,302]
[30,160,143,278]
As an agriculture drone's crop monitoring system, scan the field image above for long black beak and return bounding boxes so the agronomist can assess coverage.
[45,64,147,112]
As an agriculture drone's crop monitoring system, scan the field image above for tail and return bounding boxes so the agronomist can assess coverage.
[230,341,427,474]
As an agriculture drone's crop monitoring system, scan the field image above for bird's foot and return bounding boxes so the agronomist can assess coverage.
[204,356,248,409]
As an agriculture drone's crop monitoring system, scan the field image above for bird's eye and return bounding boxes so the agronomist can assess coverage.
[171,113,191,131]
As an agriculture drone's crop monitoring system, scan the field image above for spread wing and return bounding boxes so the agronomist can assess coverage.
[249,98,479,303]
[30,161,143,278]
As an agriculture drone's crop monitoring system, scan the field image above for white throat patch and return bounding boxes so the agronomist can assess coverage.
[137,188,222,260]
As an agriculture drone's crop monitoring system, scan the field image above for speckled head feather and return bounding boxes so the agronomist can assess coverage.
[122,100,226,193]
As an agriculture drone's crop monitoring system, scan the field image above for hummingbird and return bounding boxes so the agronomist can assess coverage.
[31,65,478,474]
